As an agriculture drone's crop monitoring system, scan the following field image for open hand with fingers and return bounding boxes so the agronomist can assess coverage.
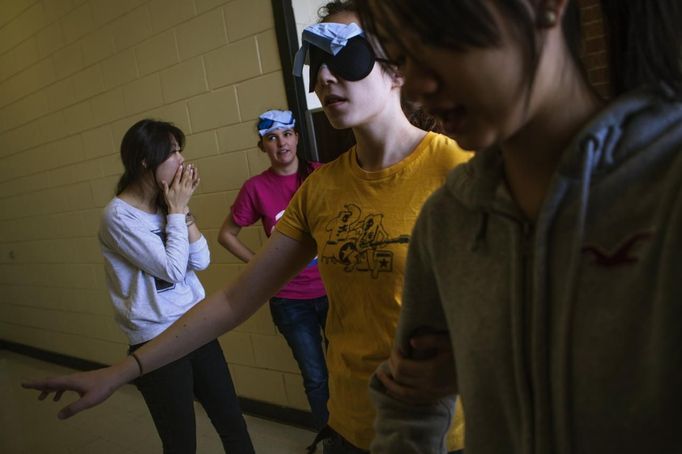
[21,359,138,419]
[163,163,200,215]
[375,332,457,405]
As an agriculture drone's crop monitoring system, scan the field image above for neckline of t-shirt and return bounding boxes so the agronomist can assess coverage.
[265,167,299,179]
[348,132,434,180]
[114,197,161,217]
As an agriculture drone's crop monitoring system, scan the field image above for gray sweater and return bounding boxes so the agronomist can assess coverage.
[99,198,210,345]
[370,88,682,454]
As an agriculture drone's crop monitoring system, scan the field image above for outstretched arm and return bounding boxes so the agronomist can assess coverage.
[22,230,316,419]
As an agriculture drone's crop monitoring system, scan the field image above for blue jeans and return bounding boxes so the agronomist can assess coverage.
[130,340,254,454]
[270,295,329,430]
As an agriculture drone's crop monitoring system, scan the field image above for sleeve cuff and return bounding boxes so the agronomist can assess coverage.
[167,213,187,227]
[189,234,208,251]
[275,222,307,242]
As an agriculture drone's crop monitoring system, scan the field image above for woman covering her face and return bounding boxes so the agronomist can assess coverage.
[96,119,254,453]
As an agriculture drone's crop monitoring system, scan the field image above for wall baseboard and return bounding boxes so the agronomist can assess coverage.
[2,339,316,432]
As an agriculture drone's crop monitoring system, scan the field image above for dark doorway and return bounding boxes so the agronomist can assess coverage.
[271,0,355,164]
[309,109,355,163]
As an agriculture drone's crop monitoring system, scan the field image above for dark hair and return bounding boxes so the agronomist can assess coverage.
[318,0,356,21]
[318,0,398,77]
[600,0,682,96]
[254,117,314,185]
[116,119,185,205]
[358,1,581,100]
[296,157,315,185]
[318,0,443,132]
[358,0,682,99]
[401,96,443,133]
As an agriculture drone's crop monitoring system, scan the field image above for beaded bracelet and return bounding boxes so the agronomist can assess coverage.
[130,352,144,377]
[185,211,195,227]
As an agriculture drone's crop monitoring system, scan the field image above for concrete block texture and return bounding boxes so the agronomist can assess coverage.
[205,37,261,89]
[135,30,179,76]
[224,0,274,42]
[176,8,228,60]
[160,57,208,103]
[188,86,240,132]
[0,0,301,410]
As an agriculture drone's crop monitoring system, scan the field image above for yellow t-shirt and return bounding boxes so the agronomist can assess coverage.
[277,132,471,450]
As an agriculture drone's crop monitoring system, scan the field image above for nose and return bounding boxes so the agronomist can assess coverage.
[177,151,184,164]
[316,63,338,89]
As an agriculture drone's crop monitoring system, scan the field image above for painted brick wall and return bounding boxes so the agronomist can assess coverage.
[0,0,310,411]
[0,0,615,413]
[578,0,610,97]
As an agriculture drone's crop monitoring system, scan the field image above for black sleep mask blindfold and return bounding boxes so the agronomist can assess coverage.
[307,36,378,92]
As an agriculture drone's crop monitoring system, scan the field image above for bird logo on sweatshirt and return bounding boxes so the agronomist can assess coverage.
[581,231,653,267]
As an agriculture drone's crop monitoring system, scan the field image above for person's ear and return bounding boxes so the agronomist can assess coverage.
[537,0,568,28]
[257,140,264,151]
[141,159,147,169]
[389,69,404,89]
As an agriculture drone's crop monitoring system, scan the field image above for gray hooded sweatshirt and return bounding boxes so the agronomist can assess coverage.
[370,88,682,454]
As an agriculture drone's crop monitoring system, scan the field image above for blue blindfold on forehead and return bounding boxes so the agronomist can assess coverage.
[293,22,380,92]
[257,110,296,137]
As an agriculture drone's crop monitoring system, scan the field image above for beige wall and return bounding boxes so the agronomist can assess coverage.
[0,0,310,411]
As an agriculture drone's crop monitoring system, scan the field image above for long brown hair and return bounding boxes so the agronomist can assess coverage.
[357,0,682,99]
[116,119,185,210]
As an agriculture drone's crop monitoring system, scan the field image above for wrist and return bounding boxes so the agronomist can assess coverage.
[130,352,144,377]
[117,356,144,383]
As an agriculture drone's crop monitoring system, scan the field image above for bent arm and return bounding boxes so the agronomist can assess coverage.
[370,210,456,453]
[187,213,210,271]
[217,211,256,263]
[102,211,191,283]
[187,211,202,245]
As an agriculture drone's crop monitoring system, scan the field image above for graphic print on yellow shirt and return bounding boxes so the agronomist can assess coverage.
[276,132,471,450]
[321,203,409,278]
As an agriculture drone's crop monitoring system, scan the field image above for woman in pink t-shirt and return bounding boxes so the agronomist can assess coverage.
[217,109,329,430]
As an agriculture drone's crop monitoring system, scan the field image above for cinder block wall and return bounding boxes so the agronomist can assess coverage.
[578,0,610,97]
[0,0,310,411]
[0,0,612,412]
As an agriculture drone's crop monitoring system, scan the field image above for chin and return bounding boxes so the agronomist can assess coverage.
[445,129,496,152]
[326,117,350,131]
[323,110,360,131]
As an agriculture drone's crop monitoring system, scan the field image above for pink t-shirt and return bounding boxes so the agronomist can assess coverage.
[231,164,326,300]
